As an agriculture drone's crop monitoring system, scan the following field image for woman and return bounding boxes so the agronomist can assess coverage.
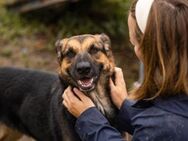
[62,0,188,140]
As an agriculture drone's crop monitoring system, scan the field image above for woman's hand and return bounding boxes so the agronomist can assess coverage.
[109,67,128,109]
[62,87,95,118]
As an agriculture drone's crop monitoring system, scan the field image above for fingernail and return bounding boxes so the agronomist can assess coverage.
[73,88,78,93]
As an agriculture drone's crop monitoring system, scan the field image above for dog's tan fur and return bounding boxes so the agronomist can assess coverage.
[56,34,117,120]
[0,123,34,141]
[57,34,114,76]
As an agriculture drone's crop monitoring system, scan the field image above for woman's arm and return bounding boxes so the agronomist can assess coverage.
[62,87,125,141]
[62,67,133,141]
[75,107,125,141]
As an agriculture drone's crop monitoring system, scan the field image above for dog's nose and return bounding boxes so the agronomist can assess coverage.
[76,62,91,75]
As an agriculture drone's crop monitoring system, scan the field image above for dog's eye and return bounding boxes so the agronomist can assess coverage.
[65,49,76,58]
[89,45,100,54]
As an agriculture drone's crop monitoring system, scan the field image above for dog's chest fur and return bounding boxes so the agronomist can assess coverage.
[84,74,117,123]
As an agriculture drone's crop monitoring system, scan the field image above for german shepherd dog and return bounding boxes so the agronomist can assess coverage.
[0,34,117,141]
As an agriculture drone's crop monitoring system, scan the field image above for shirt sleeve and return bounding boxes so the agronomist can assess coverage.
[116,100,134,134]
[75,107,125,141]
[117,99,147,134]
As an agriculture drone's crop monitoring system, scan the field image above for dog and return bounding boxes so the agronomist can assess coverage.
[0,34,117,141]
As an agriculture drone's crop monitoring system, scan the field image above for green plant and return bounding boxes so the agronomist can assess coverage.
[0,0,131,50]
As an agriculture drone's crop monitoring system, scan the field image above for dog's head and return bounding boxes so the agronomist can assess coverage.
[56,34,115,92]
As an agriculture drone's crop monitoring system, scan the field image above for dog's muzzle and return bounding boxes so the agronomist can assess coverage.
[75,61,97,91]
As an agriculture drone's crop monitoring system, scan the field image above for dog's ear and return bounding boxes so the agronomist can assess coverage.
[99,33,115,73]
[55,39,63,65]
[99,33,114,59]
[99,33,111,52]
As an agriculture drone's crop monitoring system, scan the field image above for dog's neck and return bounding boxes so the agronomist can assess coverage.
[59,73,117,124]
[85,73,117,123]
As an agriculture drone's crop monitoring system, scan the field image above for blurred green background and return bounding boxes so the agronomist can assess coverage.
[0,0,139,88]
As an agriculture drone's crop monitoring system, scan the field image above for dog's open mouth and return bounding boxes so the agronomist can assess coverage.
[77,77,96,91]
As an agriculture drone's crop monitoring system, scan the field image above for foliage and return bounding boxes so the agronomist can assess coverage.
[0,0,131,50]
[56,0,130,40]
[0,7,47,41]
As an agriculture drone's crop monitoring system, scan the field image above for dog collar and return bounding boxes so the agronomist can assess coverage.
[135,0,154,33]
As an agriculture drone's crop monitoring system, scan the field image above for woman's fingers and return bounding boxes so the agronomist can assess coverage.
[73,88,95,107]
[114,67,126,86]
[109,77,115,91]
[62,98,68,108]
[73,88,88,101]
[62,87,95,117]
[63,86,80,107]
[109,67,128,109]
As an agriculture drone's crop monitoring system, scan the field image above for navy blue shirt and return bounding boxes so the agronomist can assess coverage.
[75,94,188,141]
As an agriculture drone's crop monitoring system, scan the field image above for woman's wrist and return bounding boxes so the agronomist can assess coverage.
[117,97,127,109]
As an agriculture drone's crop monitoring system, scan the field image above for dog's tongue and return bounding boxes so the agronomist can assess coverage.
[82,78,91,84]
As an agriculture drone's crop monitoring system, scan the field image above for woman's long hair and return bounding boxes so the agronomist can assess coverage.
[129,0,188,100]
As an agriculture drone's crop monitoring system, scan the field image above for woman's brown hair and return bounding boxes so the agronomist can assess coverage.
[129,0,188,100]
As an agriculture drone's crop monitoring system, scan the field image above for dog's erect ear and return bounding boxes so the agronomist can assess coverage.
[99,33,111,52]
[99,33,115,72]
[99,33,114,59]
[55,39,63,64]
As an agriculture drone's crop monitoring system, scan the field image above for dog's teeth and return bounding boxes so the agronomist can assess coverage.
[78,78,94,88]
